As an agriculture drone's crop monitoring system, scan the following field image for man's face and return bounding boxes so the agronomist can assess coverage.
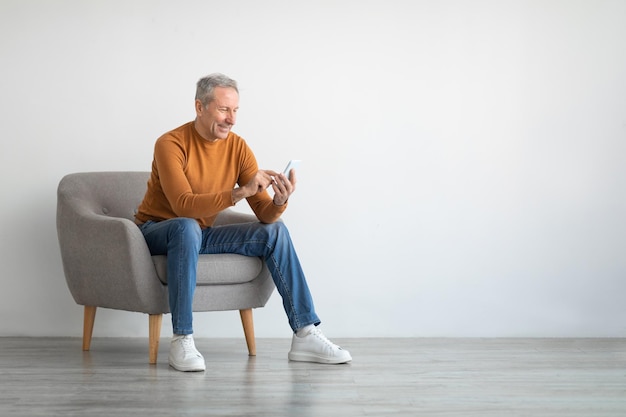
[195,86,239,142]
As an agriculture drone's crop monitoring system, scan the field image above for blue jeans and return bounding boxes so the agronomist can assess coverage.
[138,218,320,335]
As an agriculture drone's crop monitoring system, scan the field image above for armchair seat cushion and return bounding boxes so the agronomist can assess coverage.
[152,254,264,285]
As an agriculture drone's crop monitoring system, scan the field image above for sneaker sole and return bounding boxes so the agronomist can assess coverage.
[288,351,352,364]
[168,358,206,372]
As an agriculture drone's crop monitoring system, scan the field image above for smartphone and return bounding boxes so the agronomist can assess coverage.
[283,159,301,180]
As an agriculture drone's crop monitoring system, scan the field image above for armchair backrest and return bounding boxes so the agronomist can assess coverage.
[57,171,150,221]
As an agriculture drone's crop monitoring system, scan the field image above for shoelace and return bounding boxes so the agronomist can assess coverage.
[179,336,200,356]
[311,328,342,351]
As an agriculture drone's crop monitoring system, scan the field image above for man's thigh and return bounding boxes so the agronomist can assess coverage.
[200,221,280,257]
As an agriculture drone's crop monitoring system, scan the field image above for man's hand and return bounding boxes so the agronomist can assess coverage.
[271,169,297,206]
[232,170,296,205]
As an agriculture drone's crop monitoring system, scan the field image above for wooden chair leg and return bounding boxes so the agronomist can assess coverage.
[148,314,163,365]
[83,306,97,351]
[239,308,256,356]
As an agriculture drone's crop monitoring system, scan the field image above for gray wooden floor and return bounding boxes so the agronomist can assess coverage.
[1,337,625,416]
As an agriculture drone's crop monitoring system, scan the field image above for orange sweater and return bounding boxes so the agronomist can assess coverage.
[135,121,286,228]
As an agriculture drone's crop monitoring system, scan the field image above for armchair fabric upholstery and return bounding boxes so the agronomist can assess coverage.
[56,171,275,363]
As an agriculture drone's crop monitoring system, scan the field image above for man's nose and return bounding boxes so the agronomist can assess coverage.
[225,110,236,124]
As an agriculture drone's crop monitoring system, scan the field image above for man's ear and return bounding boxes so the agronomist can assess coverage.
[194,99,204,115]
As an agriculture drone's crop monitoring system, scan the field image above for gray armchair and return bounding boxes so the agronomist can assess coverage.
[56,172,275,364]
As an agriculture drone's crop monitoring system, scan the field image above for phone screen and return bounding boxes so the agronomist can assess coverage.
[283,160,301,179]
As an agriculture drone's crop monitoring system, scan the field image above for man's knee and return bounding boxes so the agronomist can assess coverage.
[263,221,290,242]
[169,218,202,243]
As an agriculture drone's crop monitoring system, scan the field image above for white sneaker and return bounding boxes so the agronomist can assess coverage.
[288,327,352,364]
[168,334,206,372]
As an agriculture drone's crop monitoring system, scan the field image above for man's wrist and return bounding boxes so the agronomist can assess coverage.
[232,187,247,205]
[273,198,287,206]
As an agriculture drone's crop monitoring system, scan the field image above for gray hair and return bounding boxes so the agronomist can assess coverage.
[195,73,239,106]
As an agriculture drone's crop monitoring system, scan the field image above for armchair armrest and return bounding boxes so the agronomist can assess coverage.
[57,201,168,314]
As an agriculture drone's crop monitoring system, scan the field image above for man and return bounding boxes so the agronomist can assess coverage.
[134,73,351,371]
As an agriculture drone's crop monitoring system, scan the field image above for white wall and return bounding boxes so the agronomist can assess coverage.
[1,0,625,339]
